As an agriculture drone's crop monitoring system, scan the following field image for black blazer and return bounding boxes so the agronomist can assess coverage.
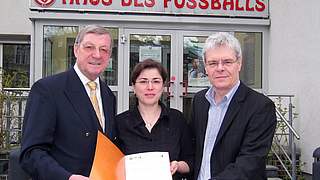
[192,82,276,180]
[20,69,116,180]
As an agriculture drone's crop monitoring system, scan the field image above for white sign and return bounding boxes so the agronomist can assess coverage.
[139,46,162,62]
[30,0,269,18]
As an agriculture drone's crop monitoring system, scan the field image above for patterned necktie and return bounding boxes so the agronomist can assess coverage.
[87,81,103,128]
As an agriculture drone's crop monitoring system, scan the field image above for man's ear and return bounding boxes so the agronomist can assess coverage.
[73,44,79,58]
[238,58,242,72]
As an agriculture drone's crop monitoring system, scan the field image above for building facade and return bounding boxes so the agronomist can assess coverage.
[0,0,319,175]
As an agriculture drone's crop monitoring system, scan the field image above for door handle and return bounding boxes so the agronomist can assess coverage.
[180,81,188,97]
[166,76,175,99]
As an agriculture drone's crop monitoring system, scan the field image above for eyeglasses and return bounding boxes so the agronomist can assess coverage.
[135,80,163,86]
[80,43,111,56]
[206,59,238,68]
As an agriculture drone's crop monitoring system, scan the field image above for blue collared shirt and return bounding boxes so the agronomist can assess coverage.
[197,81,240,180]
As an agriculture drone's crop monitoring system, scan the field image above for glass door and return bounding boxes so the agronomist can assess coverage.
[120,29,179,113]
[180,32,213,122]
[120,29,212,119]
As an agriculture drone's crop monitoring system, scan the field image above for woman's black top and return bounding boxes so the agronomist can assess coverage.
[115,102,194,180]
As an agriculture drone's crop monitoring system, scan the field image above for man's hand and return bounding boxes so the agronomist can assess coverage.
[69,174,89,180]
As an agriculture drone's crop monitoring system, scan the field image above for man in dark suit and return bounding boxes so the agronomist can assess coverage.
[192,32,276,180]
[20,25,116,180]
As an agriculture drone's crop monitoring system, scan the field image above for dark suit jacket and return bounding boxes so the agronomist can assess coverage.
[192,82,276,180]
[20,68,116,180]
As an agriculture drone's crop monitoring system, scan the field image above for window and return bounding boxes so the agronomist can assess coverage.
[43,25,119,85]
[235,32,262,89]
[183,32,263,89]
[43,26,79,76]
[2,44,30,88]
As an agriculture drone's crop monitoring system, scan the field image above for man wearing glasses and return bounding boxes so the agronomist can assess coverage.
[20,25,116,180]
[192,32,276,180]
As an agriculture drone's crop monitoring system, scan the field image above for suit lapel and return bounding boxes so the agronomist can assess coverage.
[100,79,114,137]
[64,69,98,130]
[199,97,210,151]
[193,90,211,159]
[214,82,247,146]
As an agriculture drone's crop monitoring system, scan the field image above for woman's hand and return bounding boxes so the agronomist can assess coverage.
[170,160,190,175]
[170,161,179,175]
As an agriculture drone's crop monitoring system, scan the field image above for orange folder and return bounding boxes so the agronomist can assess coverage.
[89,131,125,180]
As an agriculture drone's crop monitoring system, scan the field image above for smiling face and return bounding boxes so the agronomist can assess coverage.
[205,45,242,94]
[74,33,112,81]
[133,68,164,107]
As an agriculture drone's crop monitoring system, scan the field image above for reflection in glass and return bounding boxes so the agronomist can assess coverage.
[102,28,118,86]
[43,26,119,86]
[183,36,210,88]
[43,26,78,76]
[235,32,262,89]
[183,33,262,89]
[3,44,30,88]
[129,34,171,106]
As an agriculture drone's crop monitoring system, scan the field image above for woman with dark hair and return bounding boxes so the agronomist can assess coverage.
[116,59,193,180]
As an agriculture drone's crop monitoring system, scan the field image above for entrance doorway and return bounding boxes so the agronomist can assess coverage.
[119,29,213,122]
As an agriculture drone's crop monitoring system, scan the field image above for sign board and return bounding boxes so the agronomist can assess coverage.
[139,46,162,62]
[30,0,269,18]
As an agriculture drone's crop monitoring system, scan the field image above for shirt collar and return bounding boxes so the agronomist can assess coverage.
[205,80,240,106]
[74,63,100,88]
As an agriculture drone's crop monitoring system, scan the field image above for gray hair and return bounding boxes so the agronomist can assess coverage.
[74,24,113,52]
[203,32,242,62]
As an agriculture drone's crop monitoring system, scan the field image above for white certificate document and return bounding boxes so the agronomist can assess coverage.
[125,152,172,180]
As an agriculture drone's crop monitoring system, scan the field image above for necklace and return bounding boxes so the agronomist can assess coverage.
[145,121,154,132]
[145,122,153,129]
[139,105,161,132]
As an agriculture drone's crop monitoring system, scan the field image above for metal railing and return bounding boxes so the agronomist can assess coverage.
[268,94,300,180]
[0,88,29,180]
[1,88,29,150]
